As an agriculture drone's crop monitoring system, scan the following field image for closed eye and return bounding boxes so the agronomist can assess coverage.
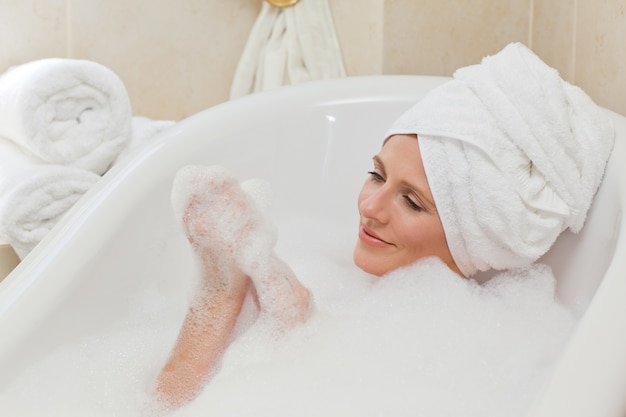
[367,171,384,183]
[403,195,423,212]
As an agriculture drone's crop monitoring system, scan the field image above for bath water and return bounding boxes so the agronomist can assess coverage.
[0,215,576,417]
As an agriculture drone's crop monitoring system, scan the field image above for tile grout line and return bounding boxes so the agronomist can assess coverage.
[528,0,534,49]
[571,0,578,83]
[65,0,73,58]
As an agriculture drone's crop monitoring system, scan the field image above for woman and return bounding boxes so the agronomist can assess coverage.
[354,133,461,277]
[154,42,614,409]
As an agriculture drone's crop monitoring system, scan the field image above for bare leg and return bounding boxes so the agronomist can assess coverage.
[154,166,311,409]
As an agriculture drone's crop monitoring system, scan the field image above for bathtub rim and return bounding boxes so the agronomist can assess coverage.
[0,74,625,417]
[0,74,452,365]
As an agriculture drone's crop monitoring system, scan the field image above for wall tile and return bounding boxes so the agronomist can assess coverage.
[2,0,626,119]
[330,0,385,75]
[382,0,532,76]
[575,0,626,115]
[0,0,67,72]
[531,0,576,82]
[68,0,261,120]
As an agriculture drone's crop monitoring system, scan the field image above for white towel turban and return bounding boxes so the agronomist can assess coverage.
[386,43,615,277]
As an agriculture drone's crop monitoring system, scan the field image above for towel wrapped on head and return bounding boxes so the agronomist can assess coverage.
[386,42,615,277]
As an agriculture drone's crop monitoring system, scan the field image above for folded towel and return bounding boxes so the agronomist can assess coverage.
[0,58,132,175]
[0,139,100,259]
[112,116,176,165]
[386,43,615,277]
[230,0,346,99]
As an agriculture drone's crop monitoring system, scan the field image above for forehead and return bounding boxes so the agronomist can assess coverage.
[379,134,424,171]
[379,134,433,195]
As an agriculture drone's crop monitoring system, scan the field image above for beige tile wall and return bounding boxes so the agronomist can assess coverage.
[531,0,576,82]
[0,0,624,117]
[0,0,67,63]
[382,0,532,75]
[575,0,626,116]
[68,0,262,120]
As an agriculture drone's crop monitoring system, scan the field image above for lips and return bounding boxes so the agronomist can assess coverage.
[359,224,393,247]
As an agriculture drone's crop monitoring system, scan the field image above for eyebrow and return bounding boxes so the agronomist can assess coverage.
[372,155,436,211]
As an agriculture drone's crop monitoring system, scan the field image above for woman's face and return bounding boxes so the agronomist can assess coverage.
[353,134,461,276]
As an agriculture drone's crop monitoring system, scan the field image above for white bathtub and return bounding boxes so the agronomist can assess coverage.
[0,75,625,416]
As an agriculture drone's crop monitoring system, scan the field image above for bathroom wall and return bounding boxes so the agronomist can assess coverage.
[0,0,623,277]
[0,0,624,119]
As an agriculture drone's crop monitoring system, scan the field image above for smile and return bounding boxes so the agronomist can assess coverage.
[359,225,394,247]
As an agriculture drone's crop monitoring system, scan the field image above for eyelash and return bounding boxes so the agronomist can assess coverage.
[367,170,384,182]
[403,195,423,212]
[367,171,423,212]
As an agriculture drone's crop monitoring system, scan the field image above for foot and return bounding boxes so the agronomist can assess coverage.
[171,165,311,325]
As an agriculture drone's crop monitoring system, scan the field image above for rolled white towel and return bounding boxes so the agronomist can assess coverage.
[0,58,132,175]
[0,139,100,259]
[112,116,176,165]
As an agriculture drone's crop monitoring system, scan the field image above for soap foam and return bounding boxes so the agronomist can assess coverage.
[168,217,576,417]
[0,287,183,417]
[0,213,577,417]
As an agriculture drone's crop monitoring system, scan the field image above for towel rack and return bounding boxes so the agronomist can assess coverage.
[265,0,301,7]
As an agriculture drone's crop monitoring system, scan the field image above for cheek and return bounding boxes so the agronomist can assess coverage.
[398,217,446,255]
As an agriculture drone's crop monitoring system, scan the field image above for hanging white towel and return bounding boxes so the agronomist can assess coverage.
[230,0,346,99]
[0,58,132,175]
[0,139,100,259]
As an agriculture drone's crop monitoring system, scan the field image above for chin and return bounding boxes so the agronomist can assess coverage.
[353,248,388,277]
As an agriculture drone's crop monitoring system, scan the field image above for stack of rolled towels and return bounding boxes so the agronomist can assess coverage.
[0,58,175,259]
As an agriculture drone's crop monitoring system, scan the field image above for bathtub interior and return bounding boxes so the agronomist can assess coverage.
[0,75,624,415]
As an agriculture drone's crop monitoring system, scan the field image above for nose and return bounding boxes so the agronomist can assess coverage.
[359,184,391,224]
